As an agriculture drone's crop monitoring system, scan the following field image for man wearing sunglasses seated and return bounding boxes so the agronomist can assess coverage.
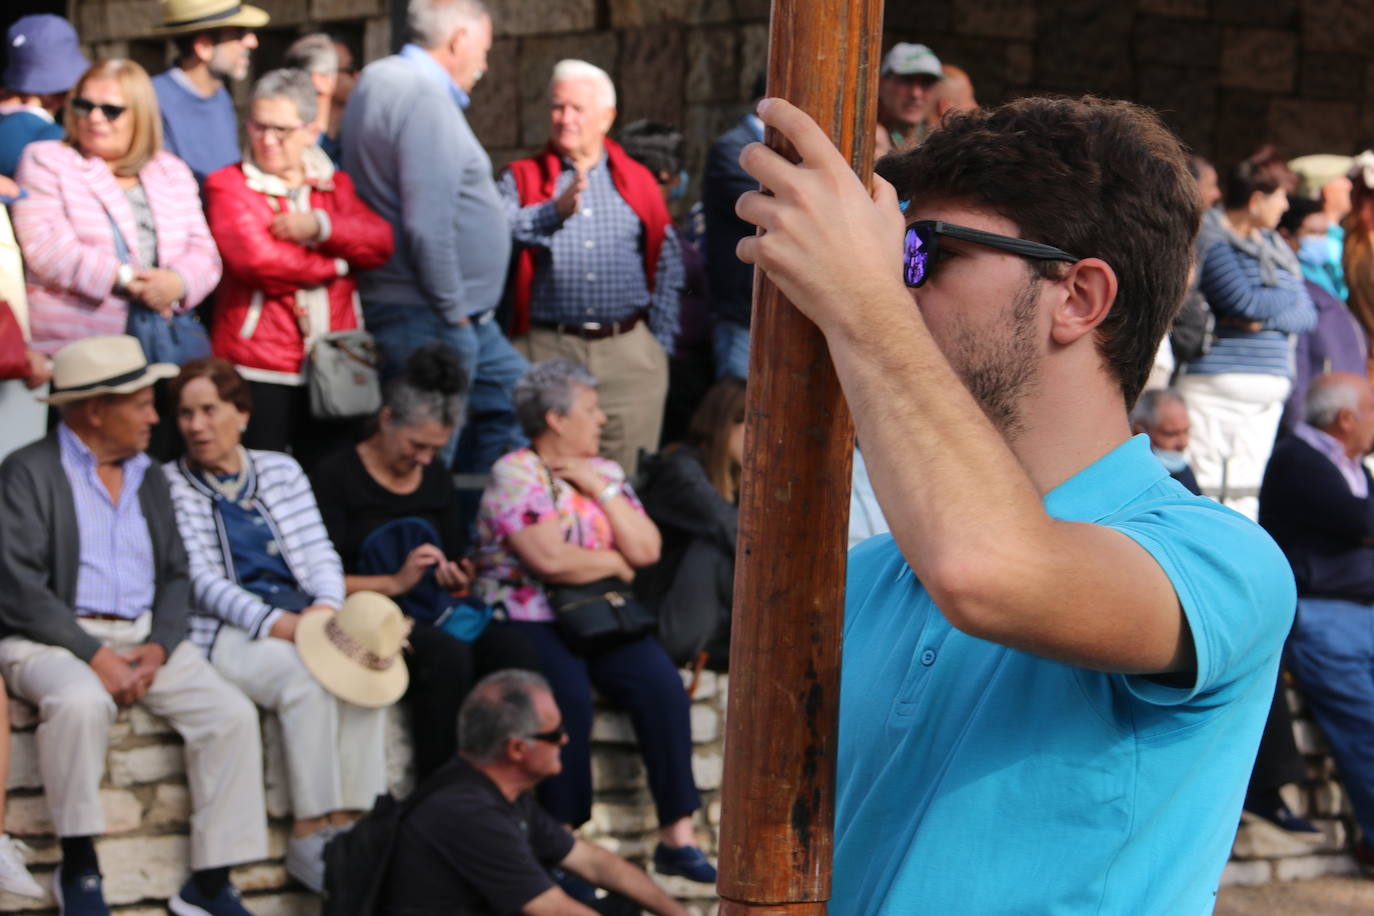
[383,669,689,916]
[734,97,1295,914]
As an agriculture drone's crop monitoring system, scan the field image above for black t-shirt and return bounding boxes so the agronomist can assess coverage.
[310,445,466,569]
[383,757,576,916]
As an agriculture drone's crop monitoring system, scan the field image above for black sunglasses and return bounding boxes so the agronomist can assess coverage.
[526,725,567,744]
[903,220,1082,288]
[71,97,127,122]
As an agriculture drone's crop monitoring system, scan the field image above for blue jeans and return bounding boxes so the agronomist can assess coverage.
[363,303,527,473]
[1285,597,1374,839]
[712,318,750,380]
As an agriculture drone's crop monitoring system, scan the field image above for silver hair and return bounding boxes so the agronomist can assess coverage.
[550,59,616,109]
[284,33,339,75]
[458,669,553,764]
[513,359,598,439]
[1128,388,1187,429]
[1306,374,1363,429]
[250,68,317,125]
[407,0,488,50]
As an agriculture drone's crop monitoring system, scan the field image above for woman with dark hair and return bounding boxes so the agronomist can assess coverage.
[1178,148,1315,517]
[162,356,389,892]
[1344,151,1374,379]
[311,342,536,780]
[636,376,745,670]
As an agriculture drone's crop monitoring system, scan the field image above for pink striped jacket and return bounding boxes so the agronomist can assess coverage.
[11,140,222,354]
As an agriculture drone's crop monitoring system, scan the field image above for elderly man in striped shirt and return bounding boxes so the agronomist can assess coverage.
[0,336,266,916]
[501,59,684,475]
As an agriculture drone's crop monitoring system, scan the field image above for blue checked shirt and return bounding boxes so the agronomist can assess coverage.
[58,424,156,620]
[498,151,683,349]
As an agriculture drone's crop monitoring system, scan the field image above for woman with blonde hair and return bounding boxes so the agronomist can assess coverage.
[10,59,220,356]
[637,375,746,669]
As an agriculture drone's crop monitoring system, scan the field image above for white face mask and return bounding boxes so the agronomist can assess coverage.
[1151,446,1189,473]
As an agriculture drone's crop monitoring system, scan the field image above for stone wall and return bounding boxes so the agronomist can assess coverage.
[0,669,727,914]
[65,0,1374,190]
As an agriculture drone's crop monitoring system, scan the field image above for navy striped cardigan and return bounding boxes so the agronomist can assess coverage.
[164,449,345,655]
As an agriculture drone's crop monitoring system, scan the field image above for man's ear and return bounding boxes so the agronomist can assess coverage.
[1049,257,1117,346]
[192,33,216,64]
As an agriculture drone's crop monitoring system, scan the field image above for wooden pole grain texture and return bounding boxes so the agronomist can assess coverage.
[717,1,882,913]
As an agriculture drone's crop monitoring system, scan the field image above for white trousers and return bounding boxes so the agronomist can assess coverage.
[1176,371,1291,520]
[211,625,388,818]
[0,615,267,869]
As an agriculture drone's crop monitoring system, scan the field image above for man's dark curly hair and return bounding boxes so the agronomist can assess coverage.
[875,96,1202,408]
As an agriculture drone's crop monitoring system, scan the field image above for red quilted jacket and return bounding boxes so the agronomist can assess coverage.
[204,162,393,377]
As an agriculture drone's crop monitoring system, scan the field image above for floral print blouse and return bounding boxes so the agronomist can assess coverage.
[473,447,643,622]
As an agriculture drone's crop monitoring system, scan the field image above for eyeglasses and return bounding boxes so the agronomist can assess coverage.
[71,98,127,122]
[245,119,305,142]
[526,724,567,744]
[903,220,1082,289]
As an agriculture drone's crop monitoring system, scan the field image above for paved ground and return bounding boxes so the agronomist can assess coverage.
[1215,876,1374,915]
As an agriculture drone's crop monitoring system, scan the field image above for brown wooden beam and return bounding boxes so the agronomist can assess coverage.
[716,0,883,912]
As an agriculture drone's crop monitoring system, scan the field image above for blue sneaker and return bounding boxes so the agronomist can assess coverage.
[653,843,717,883]
[53,864,110,916]
[168,878,252,916]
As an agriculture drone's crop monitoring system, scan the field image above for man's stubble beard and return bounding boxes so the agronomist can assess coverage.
[945,274,1042,439]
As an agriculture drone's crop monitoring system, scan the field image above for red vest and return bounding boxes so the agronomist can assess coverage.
[505,138,670,335]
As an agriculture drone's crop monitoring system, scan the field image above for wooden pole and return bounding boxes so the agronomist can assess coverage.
[717,1,882,913]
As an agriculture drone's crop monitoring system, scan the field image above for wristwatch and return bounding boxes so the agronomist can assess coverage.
[116,263,135,291]
[595,482,619,505]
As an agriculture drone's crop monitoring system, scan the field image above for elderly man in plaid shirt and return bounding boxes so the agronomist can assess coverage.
[500,59,684,475]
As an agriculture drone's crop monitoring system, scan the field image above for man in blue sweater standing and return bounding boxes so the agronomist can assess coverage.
[343,0,526,474]
[1260,371,1374,868]
[149,0,269,184]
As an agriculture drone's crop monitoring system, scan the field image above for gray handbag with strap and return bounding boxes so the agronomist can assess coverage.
[308,329,382,419]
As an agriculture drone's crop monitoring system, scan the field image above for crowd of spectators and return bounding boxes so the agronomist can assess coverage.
[1,1,1373,912]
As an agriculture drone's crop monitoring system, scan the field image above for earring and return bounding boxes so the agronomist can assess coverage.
[240,425,248,433]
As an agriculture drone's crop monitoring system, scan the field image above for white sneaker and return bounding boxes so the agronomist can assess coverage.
[285,828,333,894]
[0,834,44,898]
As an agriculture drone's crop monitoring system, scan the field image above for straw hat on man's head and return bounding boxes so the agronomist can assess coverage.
[40,335,178,405]
[151,0,269,36]
[296,592,410,708]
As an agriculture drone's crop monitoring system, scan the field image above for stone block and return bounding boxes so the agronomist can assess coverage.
[591,747,647,791]
[8,701,35,732]
[737,24,769,101]
[126,706,174,738]
[107,744,185,788]
[1004,42,1034,85]
[240,891,321,916]
[590,801,657,835]
[706,797,720,826]
[691,749,722,790]
[1232,813,1325,859]
[592,710,637,745]
[487,0,597,38]
[1301,0,1374,53]
[953,0,1035,40]
[1279,782,1306,817]
[1273,852,1360,882]
[690,703,720,743]
[95,834,189,905]
[689,0,734,25]
[1298,51,1363,101]
[686,27,740,104]
[882,1,950,33]
[1213,0,1298,25]
[78,4,113,45]
[1269,99,1363,161]
[1034,0,1133,96]
[733,0,770,21]
[362,18,392,65]
[310,0,379,22]
[1135,66,1217,161]
[1313,816,1347,850]
[1137,0,1208,15]
[144,783,191,830]
[609,0,692,27]
[1310,779,1347,817]
[1285,685,1302,715]
[469,38,522,149]
[518,33,620,148]
[254,0,310,26]
[1219,27,1295,93]
[232,862,289,893]
[1218,858,1272,887]
[1135,16,1220,69]
[105,0,163,40]
[617,27,686,127]
[6,734,41,792]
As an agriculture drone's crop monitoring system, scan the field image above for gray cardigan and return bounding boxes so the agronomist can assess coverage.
[341,53,512,323]
[0,434,190,662]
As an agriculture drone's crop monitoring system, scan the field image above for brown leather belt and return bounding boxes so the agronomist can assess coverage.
[535,311,646,340]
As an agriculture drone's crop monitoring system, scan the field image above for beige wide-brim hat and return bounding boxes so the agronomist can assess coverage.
[1288,153,1355,199]
[296,592,410,708]
[150,0,270,36]
[40,335,178,405]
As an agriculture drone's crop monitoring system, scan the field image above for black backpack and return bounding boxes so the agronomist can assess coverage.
[322,773,449,916]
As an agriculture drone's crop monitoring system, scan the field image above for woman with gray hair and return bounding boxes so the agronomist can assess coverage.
[204,66,393,469]
[311,343,537,782]
[472,359,717,887]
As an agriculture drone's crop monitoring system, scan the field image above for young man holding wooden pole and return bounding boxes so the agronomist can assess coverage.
[733,96,1296,913]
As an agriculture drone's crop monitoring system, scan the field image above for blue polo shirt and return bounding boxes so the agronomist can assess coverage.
[834,435,1295,915]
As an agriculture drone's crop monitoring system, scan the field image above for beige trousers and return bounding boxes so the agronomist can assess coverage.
[0,615,267,869]
[211,625,388,819]
[516,321,668,475]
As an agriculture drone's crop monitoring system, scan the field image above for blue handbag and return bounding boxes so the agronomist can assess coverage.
[107,212,211,365]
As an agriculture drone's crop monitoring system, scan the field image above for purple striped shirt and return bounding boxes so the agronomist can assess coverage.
[58,424,156,619]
